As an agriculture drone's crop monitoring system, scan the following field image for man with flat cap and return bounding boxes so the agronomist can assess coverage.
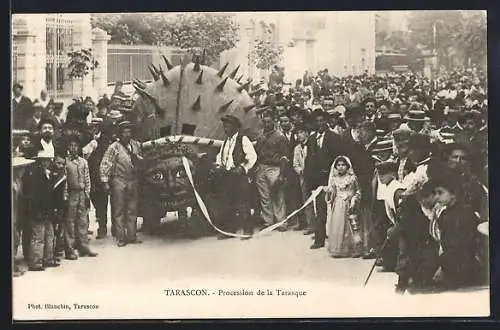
[214,115,257,239]
[100,120,143,247]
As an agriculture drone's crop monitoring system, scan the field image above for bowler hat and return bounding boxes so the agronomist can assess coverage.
[392,127,413,142]
[221,115,242,128]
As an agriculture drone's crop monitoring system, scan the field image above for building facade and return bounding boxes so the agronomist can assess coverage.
[220,12,376,84]
[12,14,110,101]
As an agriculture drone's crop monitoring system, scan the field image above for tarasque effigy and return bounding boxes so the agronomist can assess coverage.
[132,53,264,233]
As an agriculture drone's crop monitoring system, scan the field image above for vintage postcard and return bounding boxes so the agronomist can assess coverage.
[11,11,489,320]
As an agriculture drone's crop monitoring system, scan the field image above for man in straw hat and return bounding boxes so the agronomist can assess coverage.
[214,115,257,239]
[405,110,431,135]
[100,120,143,247]
[12,156,36,276]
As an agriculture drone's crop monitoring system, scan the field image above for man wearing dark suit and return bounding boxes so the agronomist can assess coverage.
[279,114,301,228]
[305,109,346,249]
[344,121,378,258]
[25,104,43,133]
[12,83,33,130]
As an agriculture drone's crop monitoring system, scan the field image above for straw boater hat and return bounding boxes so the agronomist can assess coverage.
[437,126,456,144]
[385,112,402,121]
[35,149,54,159]
[372,138,393,153]
[405,110,430,122]
[375,129,386,138]
[107,110,123,120]
[12,157,35,168]
[90,117,104,126]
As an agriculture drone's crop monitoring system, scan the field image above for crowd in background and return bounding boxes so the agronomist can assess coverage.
[12,65,489,294]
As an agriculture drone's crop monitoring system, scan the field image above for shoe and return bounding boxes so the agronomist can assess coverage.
[44,261,61,268]
[117,241,128,247]
[87,230,93,235]
[13,270,25,277]
[293,225,306,231]
[395,285,406,294]
[128,239,143,244]
[362,249,377,259]
[217,235,233,240]
[80,250,98,257]
[310,243,324,250]
[351,252,362,258]
[66,254,78,260]
[276,227,287,232]
[303,229,314,235]
[28,265,45,271]
[240,236,252,241]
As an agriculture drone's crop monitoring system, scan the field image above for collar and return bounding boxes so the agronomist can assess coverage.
[229,132,239,141]
[40,138,53,146]
[365,136,378,149]
[417,156,431,166]
[14,96,22,103]
[34,117,41,124]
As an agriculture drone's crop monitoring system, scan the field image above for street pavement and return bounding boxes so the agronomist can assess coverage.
[13,211,490,320]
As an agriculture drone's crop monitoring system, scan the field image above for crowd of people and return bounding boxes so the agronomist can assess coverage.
[12,66,489,294]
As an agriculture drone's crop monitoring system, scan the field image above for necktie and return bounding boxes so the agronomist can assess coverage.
[317,133,323,148]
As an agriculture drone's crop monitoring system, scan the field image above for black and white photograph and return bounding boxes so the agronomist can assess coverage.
[11,10,489,320]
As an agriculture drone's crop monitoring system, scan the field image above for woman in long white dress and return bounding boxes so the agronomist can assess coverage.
[325,156,363,258]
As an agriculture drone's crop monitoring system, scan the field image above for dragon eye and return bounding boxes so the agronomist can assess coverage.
[151,171,164,182]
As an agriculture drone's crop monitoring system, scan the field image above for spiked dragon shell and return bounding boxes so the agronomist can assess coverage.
[133,55,262,143]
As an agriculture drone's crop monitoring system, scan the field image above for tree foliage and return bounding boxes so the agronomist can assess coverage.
[249,40,284,70]
[91,13,240,65]
[67,48,98,79]
[407,10,486,67]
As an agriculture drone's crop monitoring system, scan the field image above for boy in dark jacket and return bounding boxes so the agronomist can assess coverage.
[51,154,67,259]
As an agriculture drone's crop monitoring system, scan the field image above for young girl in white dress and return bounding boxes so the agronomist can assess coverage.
[325,156,363,258]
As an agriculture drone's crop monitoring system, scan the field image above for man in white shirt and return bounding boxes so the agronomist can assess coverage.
[214,115,257,239]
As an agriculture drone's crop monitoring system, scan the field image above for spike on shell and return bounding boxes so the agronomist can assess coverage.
[217,62,229,77]
[238,81,251,92]
[196,70,203,84]
[193,61,201,72]
[148,65,160,81]
[249,89,262,97]
[192,96,201,111]
[215,76,229,92]
[219,100,234,112]
[158,64,170,86]
[243,104,257,112]
[161,55,174,70]
[229,65,240,79]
